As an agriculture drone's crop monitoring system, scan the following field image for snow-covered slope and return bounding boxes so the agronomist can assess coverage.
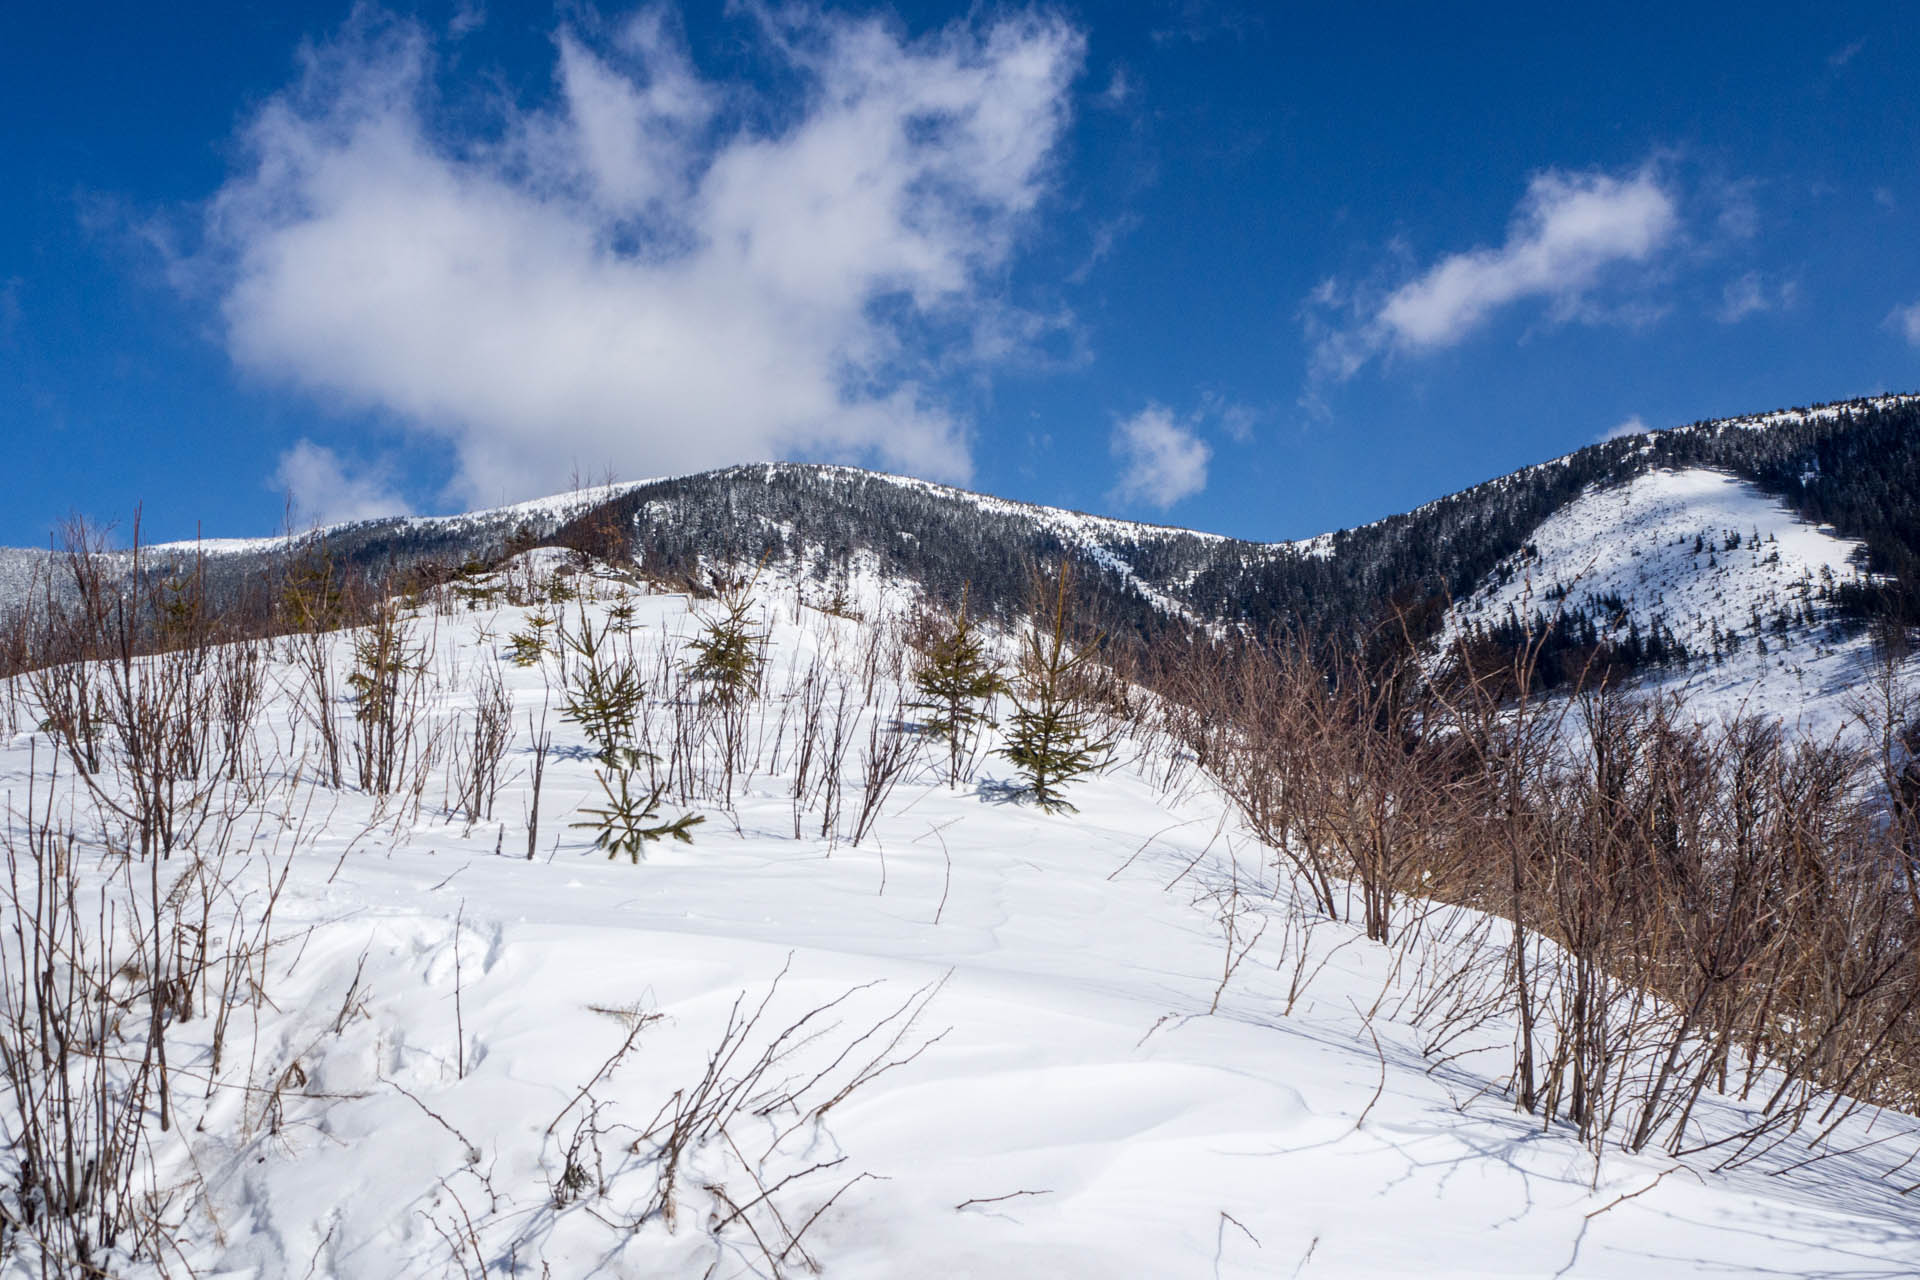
[0,564,1913,1278]
[155,481,657,559]
[1443,467,1888,731]
[1447,467,1872,650]
[7,391,1920,737]
[0,482,651,613]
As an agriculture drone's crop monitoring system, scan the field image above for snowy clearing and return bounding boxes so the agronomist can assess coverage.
[0,562,1915,1278]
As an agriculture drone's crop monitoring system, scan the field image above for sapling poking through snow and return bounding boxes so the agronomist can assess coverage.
[557,602,701,858]
[910,585,1004,787]
[506,610,553,667]
[1000,563,1112,813]
[557,605,643,763]
[571,759,704,862]
[683,569,766,707]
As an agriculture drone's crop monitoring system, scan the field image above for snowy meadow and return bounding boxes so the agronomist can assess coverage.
[0,544,1917,1278]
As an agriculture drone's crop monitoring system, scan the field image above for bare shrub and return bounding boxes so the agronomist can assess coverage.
[449,660,514,826]
[347,603,436,797]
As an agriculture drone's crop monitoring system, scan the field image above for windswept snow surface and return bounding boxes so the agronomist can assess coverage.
[2,569,1917,1278]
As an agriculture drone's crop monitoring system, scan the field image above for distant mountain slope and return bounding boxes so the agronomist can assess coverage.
[1445,468,1870,658]
[1435,466,1888,723]
[1174,393,1920,641]
[0,483,645,623]
[4,393,1917,699]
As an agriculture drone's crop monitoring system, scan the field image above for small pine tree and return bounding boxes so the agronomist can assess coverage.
[156,569,205,649]
[507,610,554,667]
[449,559,498,611]
[346,603,429,794]
[999,564,1111,813]
[910,586,1004,786]
[684,573,765,706]
[557,603,701,858]
[280,550,344,632]
[572,763,703,862]
[557,606,642,763]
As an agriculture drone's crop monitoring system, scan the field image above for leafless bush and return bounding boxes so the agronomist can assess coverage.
[0,742,298,1275]
[485,964,946,1276]
[284,623,345,790]
[449,660,514,826]
[348,603,437,797]
[0,757,166,1273]
[850,692,921,848]
[1129,611,1920,1167]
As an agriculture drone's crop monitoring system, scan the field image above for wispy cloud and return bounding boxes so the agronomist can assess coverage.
[448,1,484,38]
[1095,65,1134,109]
[1067,212,1141,284]
[1378,169,1676,349]
[1828,39,1865,69]
[1105,392,1254,508]
[1149,0,1264,46]
[1306,165,1680,380]
[1890,302,1920,348]
[193,5,1084,507]
[1109,402,1214,509]
[1598,414,1649,443]
[1718,271,1796,323]
[272,439,411,526]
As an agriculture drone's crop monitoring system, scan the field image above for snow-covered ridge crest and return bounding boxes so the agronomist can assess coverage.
[146,480,659,558]
[1660,390,1920,438]
[8,390,1917,569]
[4,390,1917,722]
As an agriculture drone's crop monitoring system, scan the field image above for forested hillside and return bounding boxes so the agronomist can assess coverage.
[2,394,1916,691]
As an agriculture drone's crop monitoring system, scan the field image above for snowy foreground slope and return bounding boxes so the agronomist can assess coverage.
[3,563,1918,1279]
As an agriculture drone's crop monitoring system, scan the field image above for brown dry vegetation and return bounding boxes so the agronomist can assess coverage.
[1128,614,1920,1159]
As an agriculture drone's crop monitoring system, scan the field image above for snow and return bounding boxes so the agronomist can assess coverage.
[742,463,1243,623]
[2,565,1914,1278]
[142,481,658,559]
[1444,467,1890,734]
[1662,391,1920,438]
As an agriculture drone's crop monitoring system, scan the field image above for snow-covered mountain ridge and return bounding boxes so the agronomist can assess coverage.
[6,393,1919,722]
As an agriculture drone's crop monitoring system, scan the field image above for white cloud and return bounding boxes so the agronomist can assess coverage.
[272,439,411,526]
[448,1,484,38]
[1379,169,1676,349]
[199,6,1083,507]
[1109,404,1210,509]
[1598,414,1649,443]
[1067,212,1140,285]
[1891,302,1920,347]
[1828,39,1865,69]
[1718,271,1796,323]
[1196,388,1257,442]
[1095,66,1133,109]
[1215,402,1257,443]
[1309,166,1679,379]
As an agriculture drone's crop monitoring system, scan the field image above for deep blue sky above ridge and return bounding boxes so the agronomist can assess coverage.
[5,1,1919,547]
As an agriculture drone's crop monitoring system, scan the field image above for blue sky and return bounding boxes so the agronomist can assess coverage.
[5,2,1919,547]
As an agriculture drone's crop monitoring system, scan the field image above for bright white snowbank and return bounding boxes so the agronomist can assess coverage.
[1,571,1915,1278]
